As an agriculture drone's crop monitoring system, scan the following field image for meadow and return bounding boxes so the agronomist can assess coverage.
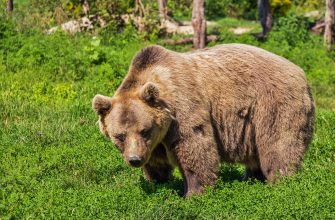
[1,14,335,219]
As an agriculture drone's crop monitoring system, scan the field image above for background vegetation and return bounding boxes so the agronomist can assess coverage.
[0,0,334,219]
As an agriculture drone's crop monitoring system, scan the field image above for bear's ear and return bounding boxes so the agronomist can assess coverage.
[140,82,159,104]
[92,94,112,116]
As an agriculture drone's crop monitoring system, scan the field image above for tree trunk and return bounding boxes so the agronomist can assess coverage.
[158,0,168,21]
[135,0,146,17]
[324,0,335,48]
[258,0,272,37]
[192,0,206,49]
[6,0,13,13]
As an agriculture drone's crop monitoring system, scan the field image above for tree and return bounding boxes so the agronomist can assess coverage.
[6,0,13,13]
[258,0,272,37]
[324,0,335,49]
[135,0,146,17]
[158,0,168,21]
[192,0,206,49]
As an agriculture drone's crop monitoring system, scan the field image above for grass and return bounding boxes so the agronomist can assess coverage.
[1,16,335,219]
[215,17,261,30]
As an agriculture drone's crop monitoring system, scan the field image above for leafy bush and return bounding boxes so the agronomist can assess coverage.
[293,0,324,12]
[0,15,17,39]
[166,0,192,19]
[0,15,23,55]
[271,0,293,16]
[268,14,310,47]
[1,19,143,82]
[206,0,257,19]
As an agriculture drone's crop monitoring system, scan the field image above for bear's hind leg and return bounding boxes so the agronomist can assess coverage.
[259,150,301,183]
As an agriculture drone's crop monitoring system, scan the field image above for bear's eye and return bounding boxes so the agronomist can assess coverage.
[114,133,126,142]
[140,128,152,139]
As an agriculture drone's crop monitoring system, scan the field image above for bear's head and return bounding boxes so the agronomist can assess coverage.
[92,82,173,168]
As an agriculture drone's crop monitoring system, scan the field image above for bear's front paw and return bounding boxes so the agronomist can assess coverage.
[183,172,205,197]
[184,186,204,198]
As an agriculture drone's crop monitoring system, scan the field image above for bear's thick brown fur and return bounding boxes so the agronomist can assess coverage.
[93,44,315,197]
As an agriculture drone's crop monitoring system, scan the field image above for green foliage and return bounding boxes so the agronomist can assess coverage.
[0,15,17,39]
[166,0,192,19]
[271,0,292,16]
[206,0,257,19]
[293,0,324,12]
[269,14,310,46]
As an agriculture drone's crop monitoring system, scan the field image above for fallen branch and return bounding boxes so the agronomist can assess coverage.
[309,20,325,35]
[164,35,219,45]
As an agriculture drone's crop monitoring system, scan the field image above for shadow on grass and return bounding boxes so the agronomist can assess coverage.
[219,165,266,184]
[218,165,245,182]
[139,165,260,196]
[139,175,185,196]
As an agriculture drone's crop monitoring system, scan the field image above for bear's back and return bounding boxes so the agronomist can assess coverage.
[177,44,309,107]
[184,44,306,86]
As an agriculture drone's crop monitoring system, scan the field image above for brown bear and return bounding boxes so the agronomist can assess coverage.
[92,44,315,197]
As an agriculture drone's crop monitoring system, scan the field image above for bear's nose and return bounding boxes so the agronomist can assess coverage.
[128,156,143,167]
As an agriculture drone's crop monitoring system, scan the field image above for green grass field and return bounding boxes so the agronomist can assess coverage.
[1,16,335,219]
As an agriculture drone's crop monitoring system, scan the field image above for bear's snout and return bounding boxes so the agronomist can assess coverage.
[124,138,148,168]
[128,155,144,167]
